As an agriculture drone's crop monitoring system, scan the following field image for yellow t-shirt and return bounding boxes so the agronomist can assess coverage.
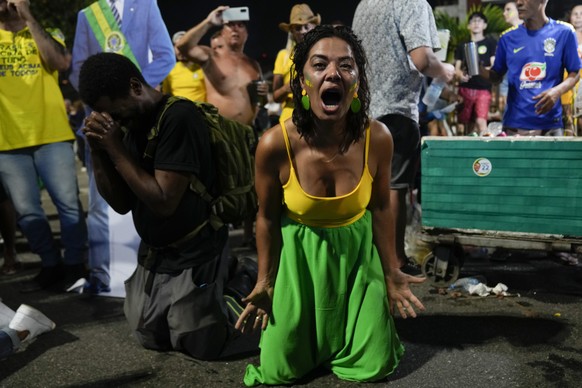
[274,48,295,122]
[161,61,206,102]
[561,43,582,105]
[0,27,73,151]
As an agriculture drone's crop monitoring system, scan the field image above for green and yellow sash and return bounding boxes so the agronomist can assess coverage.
[83,0,140,69]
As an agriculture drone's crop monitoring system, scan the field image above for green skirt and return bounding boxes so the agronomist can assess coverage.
[243,211,404,386]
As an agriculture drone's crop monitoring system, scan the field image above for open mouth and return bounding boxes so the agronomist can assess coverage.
[321,89,343,108]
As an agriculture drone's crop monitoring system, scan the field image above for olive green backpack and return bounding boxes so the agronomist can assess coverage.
[143,96,258,234]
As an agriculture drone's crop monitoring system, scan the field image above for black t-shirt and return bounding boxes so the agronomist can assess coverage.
[455,36,497,90]
[124,97,226,271]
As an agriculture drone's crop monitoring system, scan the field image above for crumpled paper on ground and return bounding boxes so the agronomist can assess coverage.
[467,282,510,297]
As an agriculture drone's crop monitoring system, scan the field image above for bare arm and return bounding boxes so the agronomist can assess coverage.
[272,74,291,103]
[488,55,495,69]
[479,66,503,84]
[89,148,134,214]
[368,120,425,319]
[409,46,454,82]
[9,0,70,72]
[83,112,190,218]
[533,71,580,115]
[454,59,469,83]
[235,125,286,333]
[253,128,284,293]
[176,6,227,64]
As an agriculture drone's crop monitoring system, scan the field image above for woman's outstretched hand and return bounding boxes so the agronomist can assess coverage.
[235,282,273,333]
[385,269,426,319]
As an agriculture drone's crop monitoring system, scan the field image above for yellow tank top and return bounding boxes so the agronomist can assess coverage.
[281,121,373,228]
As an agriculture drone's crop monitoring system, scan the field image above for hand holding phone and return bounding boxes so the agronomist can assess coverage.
[222,7,249,23]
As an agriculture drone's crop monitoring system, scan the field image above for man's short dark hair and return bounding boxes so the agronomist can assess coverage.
[78,52,146,108]
[468,11,488,24]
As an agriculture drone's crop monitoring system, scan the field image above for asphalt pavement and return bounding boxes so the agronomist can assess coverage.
[1,163,582,387]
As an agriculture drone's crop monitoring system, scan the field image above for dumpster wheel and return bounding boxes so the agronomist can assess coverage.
[421,245,463,287]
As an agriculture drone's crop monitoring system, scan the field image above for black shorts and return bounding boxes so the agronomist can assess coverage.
[377,114,420,189]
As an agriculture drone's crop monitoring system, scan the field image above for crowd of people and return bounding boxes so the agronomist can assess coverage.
[1,0,580,384]
[421,1,582,138]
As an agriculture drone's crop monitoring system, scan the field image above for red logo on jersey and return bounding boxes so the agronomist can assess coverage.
[519,62,546,81]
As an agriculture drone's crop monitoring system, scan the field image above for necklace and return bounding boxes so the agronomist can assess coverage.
[314,146,343,163]
[322,151,340,163]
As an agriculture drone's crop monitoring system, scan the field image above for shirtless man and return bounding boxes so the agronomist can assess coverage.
[177,6,266,126]
[177,6,266,247]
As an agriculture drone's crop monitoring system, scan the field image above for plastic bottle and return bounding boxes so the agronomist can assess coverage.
[422,78,446,108]
[448,275,487,292]
[482,122,503,137]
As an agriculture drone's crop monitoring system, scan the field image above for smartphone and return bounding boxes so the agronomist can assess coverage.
[222,7,250,23]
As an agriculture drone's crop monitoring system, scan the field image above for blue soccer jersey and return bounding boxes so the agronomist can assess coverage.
[492,19,581,130]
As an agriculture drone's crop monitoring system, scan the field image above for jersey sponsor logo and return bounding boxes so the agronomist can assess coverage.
[544,38,556,56]
[519,62,545,90]
[513,46,525,54]
[520,62,546,81]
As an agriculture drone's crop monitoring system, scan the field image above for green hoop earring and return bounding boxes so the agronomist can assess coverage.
[301,89,310,110]
[350,92,361,114]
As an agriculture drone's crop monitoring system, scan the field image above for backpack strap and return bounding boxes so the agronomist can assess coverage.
[141,96,219,242]
[143,96,187,160]
[189,176,223,230]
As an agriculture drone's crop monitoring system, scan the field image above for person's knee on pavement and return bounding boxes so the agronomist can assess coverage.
[178,323,228,360]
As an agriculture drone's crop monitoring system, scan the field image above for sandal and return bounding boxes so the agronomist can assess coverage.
[0,261,22,275]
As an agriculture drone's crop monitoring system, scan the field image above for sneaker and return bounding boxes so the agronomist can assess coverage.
[0,301,16,328]
[226,255,240,281]
[9,304,56,343]
[224,294,245,325]
[20,266,64,293]
[399,257,424,276]
[400,261,424,277]
[83,277,111,295]
[225,257,258,303]
[490,248,511,262]
[62,263,88,292]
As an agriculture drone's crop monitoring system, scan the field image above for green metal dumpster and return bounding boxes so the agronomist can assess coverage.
[419,136,582,285]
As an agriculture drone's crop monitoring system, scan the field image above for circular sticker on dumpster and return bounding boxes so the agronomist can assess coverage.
[473,158,492,176]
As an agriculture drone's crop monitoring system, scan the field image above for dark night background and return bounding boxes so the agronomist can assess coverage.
[157,0,360,76]
[157,0,577,76]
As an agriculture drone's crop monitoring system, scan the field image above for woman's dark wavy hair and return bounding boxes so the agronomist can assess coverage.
[291,25,370,152]
[78,52,146,108]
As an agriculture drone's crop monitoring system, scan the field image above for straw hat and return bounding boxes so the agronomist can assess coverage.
[279,4,321,32]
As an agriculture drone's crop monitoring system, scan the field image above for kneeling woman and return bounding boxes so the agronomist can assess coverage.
[236,25,425,386]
